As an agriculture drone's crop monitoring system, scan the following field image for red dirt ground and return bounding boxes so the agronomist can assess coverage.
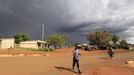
[86,65,134,75]
[0,48,134,75]
[0,48,128,56]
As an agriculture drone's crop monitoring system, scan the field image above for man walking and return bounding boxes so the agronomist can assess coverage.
[108,46,114,58]
[72,44,81,74]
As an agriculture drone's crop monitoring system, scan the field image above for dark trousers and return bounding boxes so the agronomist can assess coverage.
[72,58,80,71]
[108,51,114,58]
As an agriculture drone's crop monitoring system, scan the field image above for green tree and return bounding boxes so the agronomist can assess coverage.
[47,34,68,49]
[87,31,112,50]
[112,35,119,49]
[120,40,129,49]
[0,34,2,38]
[14,32,30,44]
[112,35,119,44]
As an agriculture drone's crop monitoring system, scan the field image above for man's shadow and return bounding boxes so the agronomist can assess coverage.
[55,66,79,74]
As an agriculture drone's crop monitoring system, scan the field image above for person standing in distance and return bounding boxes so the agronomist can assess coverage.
[108,46,114,58]
[72,44,81,74]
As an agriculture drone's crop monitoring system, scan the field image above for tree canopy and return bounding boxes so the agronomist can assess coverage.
[120,40,129,49]
[46,34,68,49]
[14,32,30,44]
[87,31,113,49]
[112,35,119,44]
[87,31,129,50]
[0,34,2,38]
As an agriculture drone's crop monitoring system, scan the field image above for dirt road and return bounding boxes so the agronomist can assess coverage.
[0,49,134,75]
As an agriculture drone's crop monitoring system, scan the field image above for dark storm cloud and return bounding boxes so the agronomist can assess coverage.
[0,0,68,39]
[0,0,134,43]
[58,22,95,33]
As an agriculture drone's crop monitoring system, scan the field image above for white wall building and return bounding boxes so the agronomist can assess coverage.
[0,38,15,49]
[20,40,46,49]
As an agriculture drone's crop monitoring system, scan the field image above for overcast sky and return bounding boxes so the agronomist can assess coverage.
[0,0,134,44]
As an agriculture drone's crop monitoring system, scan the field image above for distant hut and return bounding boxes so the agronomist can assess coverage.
[128,44,134,50]
[0,38,15,49]
[20,40,46,49]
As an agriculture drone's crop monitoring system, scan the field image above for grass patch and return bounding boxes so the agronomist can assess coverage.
[14,47,54,52]
[14,47,41,52]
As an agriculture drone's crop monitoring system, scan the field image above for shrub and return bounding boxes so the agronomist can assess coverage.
[39,47,49,52]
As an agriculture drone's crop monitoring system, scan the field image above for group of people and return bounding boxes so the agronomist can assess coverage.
[72,44,114,74]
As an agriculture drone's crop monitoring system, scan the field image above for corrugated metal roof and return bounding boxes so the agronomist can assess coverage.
[20,40,46,44]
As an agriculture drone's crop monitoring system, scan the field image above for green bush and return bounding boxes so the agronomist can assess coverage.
[39,47,49,52]
[120,40,129,50]
[15,47,39,52]
[49,48,54,51]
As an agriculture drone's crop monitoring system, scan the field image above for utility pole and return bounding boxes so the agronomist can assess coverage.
[42,24,44,41]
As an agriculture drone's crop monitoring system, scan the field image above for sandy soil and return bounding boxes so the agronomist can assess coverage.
[0,48,134,75]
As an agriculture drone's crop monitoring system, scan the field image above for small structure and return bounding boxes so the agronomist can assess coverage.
[20,40,46,49]
[128,44,134,50]
[0,38,15,49]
